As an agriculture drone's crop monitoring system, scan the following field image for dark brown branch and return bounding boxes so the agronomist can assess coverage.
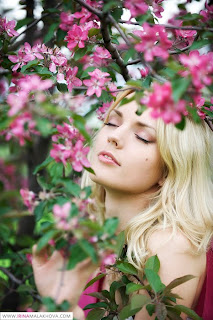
[119,20,213,32]
[108,15,131,47]
[0,267,22,285]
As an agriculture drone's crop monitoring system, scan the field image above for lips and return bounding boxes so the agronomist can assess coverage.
[98,151,120,166]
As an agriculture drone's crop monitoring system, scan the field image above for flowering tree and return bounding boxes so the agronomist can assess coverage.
[0,0,212,318]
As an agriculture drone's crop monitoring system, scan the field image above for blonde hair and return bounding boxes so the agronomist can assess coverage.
[83,89,213,271]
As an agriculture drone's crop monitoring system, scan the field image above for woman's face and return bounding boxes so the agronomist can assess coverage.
[90,100,164,195]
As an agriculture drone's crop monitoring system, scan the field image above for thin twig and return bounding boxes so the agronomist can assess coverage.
[109,15,131,47]
[10,2,63,44]
[0,267,22,285]
[118,20,213,32]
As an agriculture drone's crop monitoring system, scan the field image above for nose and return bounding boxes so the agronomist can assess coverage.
[107,129,124,149]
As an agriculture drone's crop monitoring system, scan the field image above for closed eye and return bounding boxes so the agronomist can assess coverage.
[135,134,150,144]
[104,122,118,127]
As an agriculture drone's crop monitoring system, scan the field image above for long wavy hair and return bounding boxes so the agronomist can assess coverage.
[82,88,213,271]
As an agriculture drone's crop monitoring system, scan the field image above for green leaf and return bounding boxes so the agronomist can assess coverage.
[146,303,155,316]
[123,47,137,64]
[34,201,46,222]
[33,156,54,174]
[84,273,106,290]
[130,294,150,310]
[37,229,58,251]
[111,7,123,21]
[110,281,124,300]
[57,83,68,92]
[189,39,210,50]
[126,283,144,294]
[16,17,33,30]
[67,243,88,270]
[110,62,121,73]
[126,79,143,89]
[145,255,160,273]
[79,239,98,263]
[165,275,195,292]
[116,261,138,276]
[36,117,53,137]
[74,48,88,61]
[84,302,108,310]
[86,292,108,302]
[115,231,125,258]
[44,22,59,43]
[72,114,91,142]
[83,166,95,175]
[57,179,81,197]
[173,305,202,320]
[21,59,39,73]
[175,116,186,130]
[144,269,165,293]
[172,77,191,102]
[88,28,100,37]
[17,284,32,292]
[103,217,119,236]
[34,65,53,76]
[177,13,202,21]
[86,308,106,320]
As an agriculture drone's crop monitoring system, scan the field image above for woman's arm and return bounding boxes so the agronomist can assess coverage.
[134,229,206,320]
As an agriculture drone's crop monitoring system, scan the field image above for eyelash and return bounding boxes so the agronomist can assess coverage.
[104,122,151,144]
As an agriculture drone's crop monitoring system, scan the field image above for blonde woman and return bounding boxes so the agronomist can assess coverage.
[32,89,213,320]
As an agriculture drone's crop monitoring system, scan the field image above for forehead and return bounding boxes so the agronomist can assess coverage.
[109,99,157,129]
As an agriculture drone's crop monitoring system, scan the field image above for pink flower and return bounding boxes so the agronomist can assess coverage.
[134,23,172,62]
[53,202,73,231]
[124,0,149,17]
[179,51,213,90]
[0,17,19,37]
[73,0,101,24]
[26,253,33,264]
[20,188,37,213]
[23,42,44,61]
[96,102,111,121]
[66,67,82,91]
[59,11,75,31]
[142,82,187,124]
[83,68,111,97]
[140,67,149,78]
[7,91,28,116]
[100,253,116,272]
[8,47,31,72]
[4,112,39,146]
[93,47,111,66]
[200,2,213,23]
[18,74,53,93]
[65,24,88,51]
[50,143,72,166]
[71,140,90,172]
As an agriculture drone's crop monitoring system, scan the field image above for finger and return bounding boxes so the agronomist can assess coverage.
[32,244,49,267]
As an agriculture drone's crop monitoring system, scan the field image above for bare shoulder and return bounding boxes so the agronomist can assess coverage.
[147,228,206,278]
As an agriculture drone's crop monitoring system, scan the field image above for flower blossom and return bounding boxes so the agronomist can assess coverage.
[71,140,90,172]
[0,17,19,37]
[4,112,39,146]
[179,50,213,90]
[20,188,38,213]
[200,2,213,24]
[66,67,82,92]
[53,202,78,231]
[96,102,111,121]
[93,47,111,66]
[59,11,75,31]
[65,24,88,51]
[83,68,111,97]
[142,82,187,124]
[50,143,73,166]
[134,23,172,62]
[124,0,164,18]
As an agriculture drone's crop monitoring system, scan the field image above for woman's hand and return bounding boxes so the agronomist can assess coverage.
[32,245,99,308]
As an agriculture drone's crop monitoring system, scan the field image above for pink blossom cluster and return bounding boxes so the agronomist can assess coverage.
[96,102,111,121]
[2,112,39,146]
[7,74,53,116]
[179,50,213,91]
[134,23,172,62]
[20,188,38,213]
[141,82,187,124]
[8,42,44,72]
[50,119,90,172]
[65,21,98,51]
[53,202,78,230]
[200,2,213,24]
[168,18,196,49]
[83,68,111,97]
[124,0,164,18]
[60,0,101,31]
[80,47,111,69]
[0,16,19,37]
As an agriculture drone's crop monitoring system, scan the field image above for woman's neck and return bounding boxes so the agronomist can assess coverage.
[104,190,150,233]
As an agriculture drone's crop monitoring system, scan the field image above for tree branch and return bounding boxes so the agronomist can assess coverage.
[0,267,22,285]
[10,2,63,45]
[119,19,213,32]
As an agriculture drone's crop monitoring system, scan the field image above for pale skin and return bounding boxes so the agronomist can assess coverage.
[32,101,206,319]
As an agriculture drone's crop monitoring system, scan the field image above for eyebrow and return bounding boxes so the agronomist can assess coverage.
[111,109,156,132]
